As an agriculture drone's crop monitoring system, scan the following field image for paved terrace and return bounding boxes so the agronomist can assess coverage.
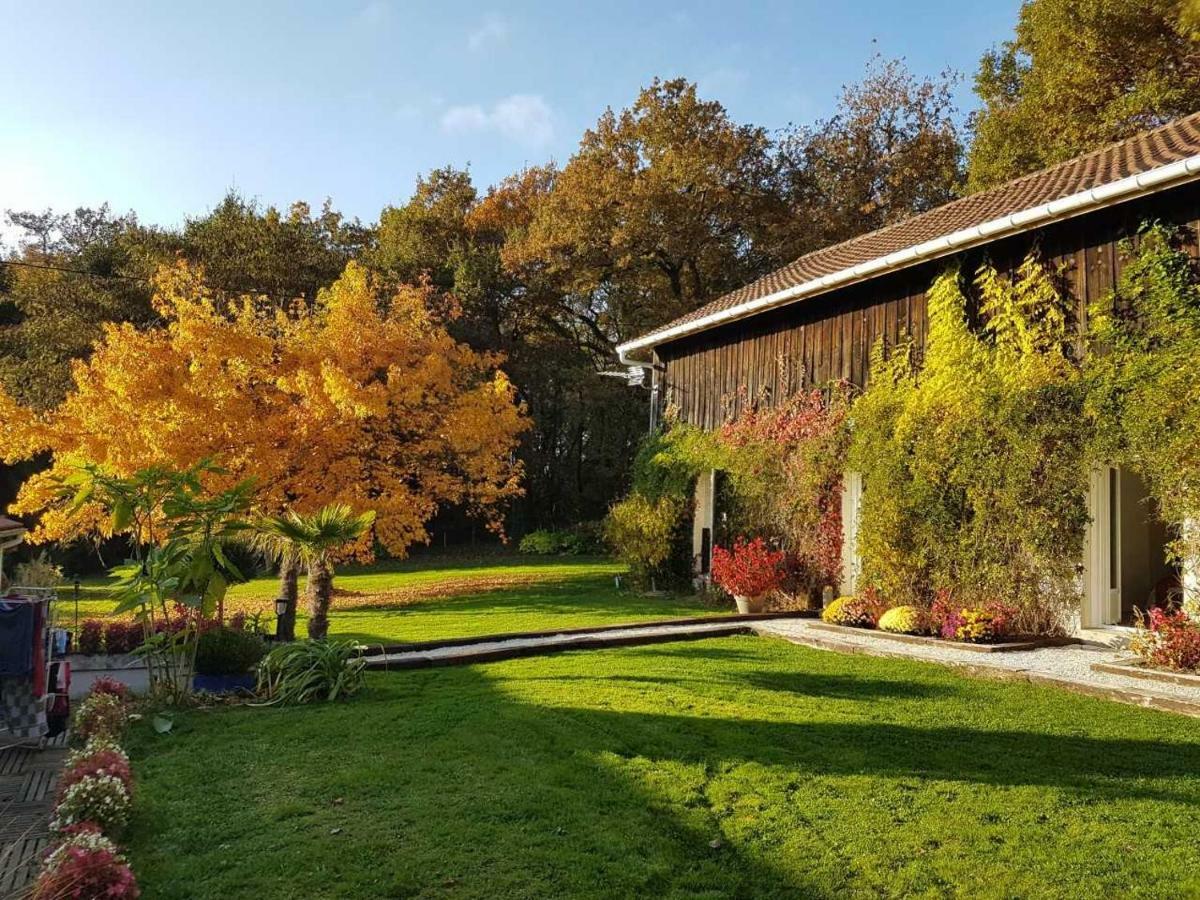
[754,618,1200,717]
[0,733,68,896]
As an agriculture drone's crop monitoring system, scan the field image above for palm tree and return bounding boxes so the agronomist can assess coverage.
[253,504,376,640]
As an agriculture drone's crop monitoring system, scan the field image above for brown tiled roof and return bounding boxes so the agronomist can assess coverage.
[627,111,1200,350]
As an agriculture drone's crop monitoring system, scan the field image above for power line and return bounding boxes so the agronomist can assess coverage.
[0,257,321,300]
[0,257,145,282]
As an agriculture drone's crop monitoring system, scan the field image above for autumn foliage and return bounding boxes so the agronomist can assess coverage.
[710,538,787,599]
[0,261,529,557]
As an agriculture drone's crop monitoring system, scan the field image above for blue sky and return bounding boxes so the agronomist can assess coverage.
[0,1,1021,236]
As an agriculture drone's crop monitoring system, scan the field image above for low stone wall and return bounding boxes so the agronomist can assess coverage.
[64,653,149,698]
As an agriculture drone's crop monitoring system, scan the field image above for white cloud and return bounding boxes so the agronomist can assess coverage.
[468,14,509,52]
[355,1,391,27]
[441,104,490,132]
[441,94,554,147]
[491,95,554,144]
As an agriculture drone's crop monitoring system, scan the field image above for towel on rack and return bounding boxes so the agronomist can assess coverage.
[0,675,47,739]
[31,601,45,696]
[0,600,35,676]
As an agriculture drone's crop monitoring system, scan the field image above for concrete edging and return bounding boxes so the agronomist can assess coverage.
[363,623,757,670]
[1091,659,1200,688]
[359,610,815,656]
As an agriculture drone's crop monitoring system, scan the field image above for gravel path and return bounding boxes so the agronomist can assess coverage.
[754,618,1200,714]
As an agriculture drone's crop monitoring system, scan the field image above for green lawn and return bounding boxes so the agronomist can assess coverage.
[125,636,1200,898]
[56,556,722,645]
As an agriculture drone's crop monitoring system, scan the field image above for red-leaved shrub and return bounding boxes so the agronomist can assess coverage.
[33,823,139,899]
[103,621,143,655]
[88,675,130,702]
[1132,608,1200,671]
[78,620,104,656]
[711,537,787,598]
[716,386,850,597]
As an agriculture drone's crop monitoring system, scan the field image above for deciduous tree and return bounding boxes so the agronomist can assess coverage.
[968,0,1200,191]
[1,262,529,605]
[503,78,790,342]
[781,57,964,249]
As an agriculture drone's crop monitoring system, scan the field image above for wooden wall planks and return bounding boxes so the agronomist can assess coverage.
[657,183,1200,430]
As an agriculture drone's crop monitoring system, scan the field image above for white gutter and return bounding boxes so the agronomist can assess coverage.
[617,153,1200,365]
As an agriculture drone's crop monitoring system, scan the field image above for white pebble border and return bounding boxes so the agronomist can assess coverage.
[753,618,1200,710]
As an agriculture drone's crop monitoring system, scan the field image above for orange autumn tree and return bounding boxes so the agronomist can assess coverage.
[1,260,529,635]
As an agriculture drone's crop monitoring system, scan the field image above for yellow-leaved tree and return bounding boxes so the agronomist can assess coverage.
[1,261,529,636]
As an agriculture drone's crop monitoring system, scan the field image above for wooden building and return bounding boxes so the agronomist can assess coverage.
[616,113,1200,634]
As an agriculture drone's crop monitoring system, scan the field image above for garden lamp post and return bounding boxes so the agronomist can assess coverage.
[274,596,289,642]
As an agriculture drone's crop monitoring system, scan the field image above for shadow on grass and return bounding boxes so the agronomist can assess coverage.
[125,641,1200,898]
[514,670,954,702]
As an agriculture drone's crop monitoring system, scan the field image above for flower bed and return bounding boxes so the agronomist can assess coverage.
[34,683,141,897]
[819,589,1057,648]
[1130,607,1200,673]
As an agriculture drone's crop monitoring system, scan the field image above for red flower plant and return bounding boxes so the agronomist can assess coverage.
[57,750,134,801]
[88,676,131,702]
[33,832,140,899]
[711,537,787,598]
[1135,608,1200,671]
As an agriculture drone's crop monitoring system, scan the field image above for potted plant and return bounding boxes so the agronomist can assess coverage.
[193,625,267,693]
[710,537,786,614]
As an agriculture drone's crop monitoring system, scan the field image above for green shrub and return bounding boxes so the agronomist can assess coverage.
[849,252,1087,633]
[519,529,566,555]
[518,524,605,556]
[604,494,683,587]
[195,626,268,676]
[257,640,366,705]
[877,605,928,635]
[1087,225,1200,616]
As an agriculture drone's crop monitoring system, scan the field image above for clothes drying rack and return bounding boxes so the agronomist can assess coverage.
[0,587,68,750]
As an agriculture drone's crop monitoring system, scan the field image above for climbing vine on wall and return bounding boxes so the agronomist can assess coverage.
[848,250,1089,632]
[1086,224,1200,615]
[606,386,850,599]
[716,386,851,597]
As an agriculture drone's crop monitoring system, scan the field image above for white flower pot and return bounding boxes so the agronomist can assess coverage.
[734,594,765,614]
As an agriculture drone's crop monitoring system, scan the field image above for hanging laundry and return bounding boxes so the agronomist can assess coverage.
[0,600,35,676]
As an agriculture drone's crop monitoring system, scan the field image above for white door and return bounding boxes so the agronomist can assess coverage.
[839,472,863,597]
[1084,466,1122,626]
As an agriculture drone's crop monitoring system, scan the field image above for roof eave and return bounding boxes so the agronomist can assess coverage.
[616,153,1200,366]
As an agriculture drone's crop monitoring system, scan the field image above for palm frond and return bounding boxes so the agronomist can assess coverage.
[250,504,375,567]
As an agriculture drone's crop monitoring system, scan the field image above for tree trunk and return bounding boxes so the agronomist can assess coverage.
[306,558,333,640]
[276,556,299,641]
